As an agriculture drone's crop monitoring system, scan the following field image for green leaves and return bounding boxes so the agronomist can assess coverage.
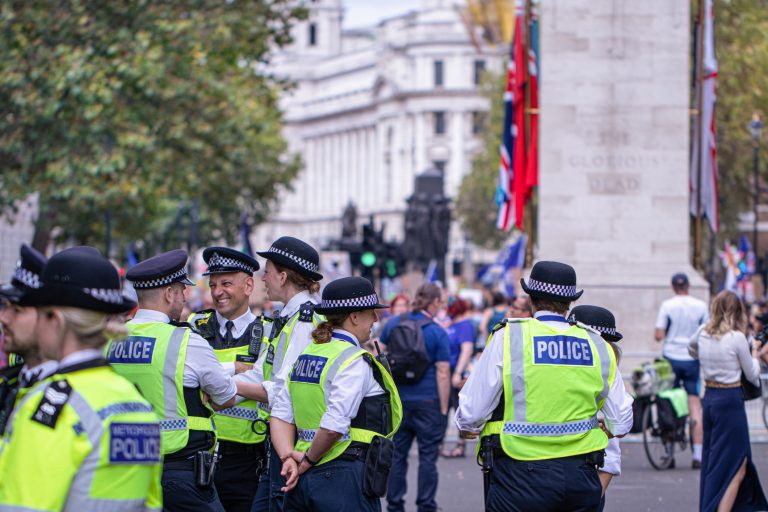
[0,0,305,252]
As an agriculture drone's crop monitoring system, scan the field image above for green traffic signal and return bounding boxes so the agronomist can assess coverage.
[361,251,377,267]
[385,259,397,277]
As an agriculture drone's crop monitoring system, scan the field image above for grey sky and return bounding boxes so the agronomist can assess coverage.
[342,0,421,28]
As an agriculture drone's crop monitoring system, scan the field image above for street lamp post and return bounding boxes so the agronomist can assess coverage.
[750,112,764,260]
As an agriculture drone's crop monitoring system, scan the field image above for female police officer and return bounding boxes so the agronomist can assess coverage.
[268,277,402,512]
[0,247,162,511]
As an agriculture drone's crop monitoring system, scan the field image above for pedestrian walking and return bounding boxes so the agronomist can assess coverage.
[0,247,162,511]
[568,305,626,512]
[456,261,634,512]
[480,291,508,337]
[382,282,450,512]
[109,249,239,511]
[189,247,269,512]
[442,297,475,458]
[270,276,402,512]
[689,291,768,512]
[0,244,58,435]
[654,272,708,468]
[238,236,324,512]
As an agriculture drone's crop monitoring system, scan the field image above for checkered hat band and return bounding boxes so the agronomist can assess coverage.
[14,267,41,289]
[502,416,598,437]
[320,293,379,310]
[132,267,190,289]
[566,317,616,337]
[527,278,577,298]
[267,246,319,274]
[208,253,255,274]
[83,288,124,304]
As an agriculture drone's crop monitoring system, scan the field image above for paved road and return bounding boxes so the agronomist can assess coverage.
[392,437,768,512]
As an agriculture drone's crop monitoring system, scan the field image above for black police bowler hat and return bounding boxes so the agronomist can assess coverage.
[257,236,323,282]
[0,244,47,303]
[520,260,584,302]
[20,246,136,314]
[202,247,260,276]
[126,249,195,289]
[568,305,623,342]
[314,277,388,316]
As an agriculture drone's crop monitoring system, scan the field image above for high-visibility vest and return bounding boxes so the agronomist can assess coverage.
[259,302,323,416]
[106,322,215,456]
[288,339,402,465]
[0,361,163,511]
[480,318,616,460]
[189,311,270,444]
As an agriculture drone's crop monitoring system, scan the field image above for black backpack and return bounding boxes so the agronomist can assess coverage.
[387,314,432,384]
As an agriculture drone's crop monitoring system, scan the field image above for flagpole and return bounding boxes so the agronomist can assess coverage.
[693,0,705,270]
[523,0,535,266]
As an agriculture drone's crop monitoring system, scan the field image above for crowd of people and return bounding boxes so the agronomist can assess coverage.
[0,238,767,512]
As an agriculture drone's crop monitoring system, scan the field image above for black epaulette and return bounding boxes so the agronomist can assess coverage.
[491,320,510,335]
[299,301,316,322]
[31,379,72,429]
[170,320,201,335]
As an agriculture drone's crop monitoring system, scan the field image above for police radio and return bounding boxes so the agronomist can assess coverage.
[248,318,264,358]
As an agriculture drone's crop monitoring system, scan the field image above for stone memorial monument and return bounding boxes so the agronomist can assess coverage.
[537,0,707,369]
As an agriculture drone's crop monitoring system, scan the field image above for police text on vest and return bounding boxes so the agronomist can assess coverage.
[291,354,328,384]
[109,423,161,464]
[107,336,157,364]
[532,336,594,367]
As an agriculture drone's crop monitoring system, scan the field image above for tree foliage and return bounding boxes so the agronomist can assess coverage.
[712,0,768,237]
[456,69,509,250]
[0,0,305,254]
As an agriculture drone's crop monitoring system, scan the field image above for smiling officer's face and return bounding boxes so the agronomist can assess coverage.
[209,272,252,319]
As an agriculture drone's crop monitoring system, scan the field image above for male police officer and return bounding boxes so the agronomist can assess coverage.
[108,249,239,512]
[189,247,269,512]
[0,244,58,434]
[455,261,633,512]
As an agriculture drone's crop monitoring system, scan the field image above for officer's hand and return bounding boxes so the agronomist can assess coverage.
[597,418,614,439]
[281,458,300,492]
[234,362,252,374]
[291,450,304,463]
[459,430,479,440]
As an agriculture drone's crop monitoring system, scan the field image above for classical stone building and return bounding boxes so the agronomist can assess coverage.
[253,0,502,264]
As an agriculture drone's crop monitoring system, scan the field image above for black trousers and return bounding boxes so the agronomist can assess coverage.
[215,442,267,512]
[485,454,602,512]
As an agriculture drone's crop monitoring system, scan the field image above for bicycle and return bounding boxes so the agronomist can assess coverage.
[632,359,690,470]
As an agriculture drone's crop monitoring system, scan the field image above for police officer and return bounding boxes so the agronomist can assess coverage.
[568,305,626,512]
[109,249,239,512]
[0,244,58,435]
[0,247,162,511]
[189,247,269,512]
[455,261,634,512]
[238,236,324,512]
[270,276,402,512]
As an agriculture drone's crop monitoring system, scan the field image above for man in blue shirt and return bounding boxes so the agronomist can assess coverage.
[382,283,451,512]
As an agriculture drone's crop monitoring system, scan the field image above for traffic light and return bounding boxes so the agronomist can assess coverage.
[361,223,377,268]
[381,242,404,278]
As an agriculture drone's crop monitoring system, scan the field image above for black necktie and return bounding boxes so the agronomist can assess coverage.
[225,320,235,348]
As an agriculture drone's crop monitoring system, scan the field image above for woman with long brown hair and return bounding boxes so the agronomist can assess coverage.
[689,291,768,512]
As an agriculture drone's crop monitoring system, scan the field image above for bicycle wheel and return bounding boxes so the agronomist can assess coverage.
[642,399,675,470]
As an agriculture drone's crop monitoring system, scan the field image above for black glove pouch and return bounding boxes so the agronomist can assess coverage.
[363,436,394,498]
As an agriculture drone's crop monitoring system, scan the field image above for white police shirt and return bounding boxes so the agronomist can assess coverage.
[128,309,236,405]
[19,360,58,388]
[271,329,384,435]
[215,309,257,375]
[454,311,634,437]
[601,438,622,476]
[236,290,318,409]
